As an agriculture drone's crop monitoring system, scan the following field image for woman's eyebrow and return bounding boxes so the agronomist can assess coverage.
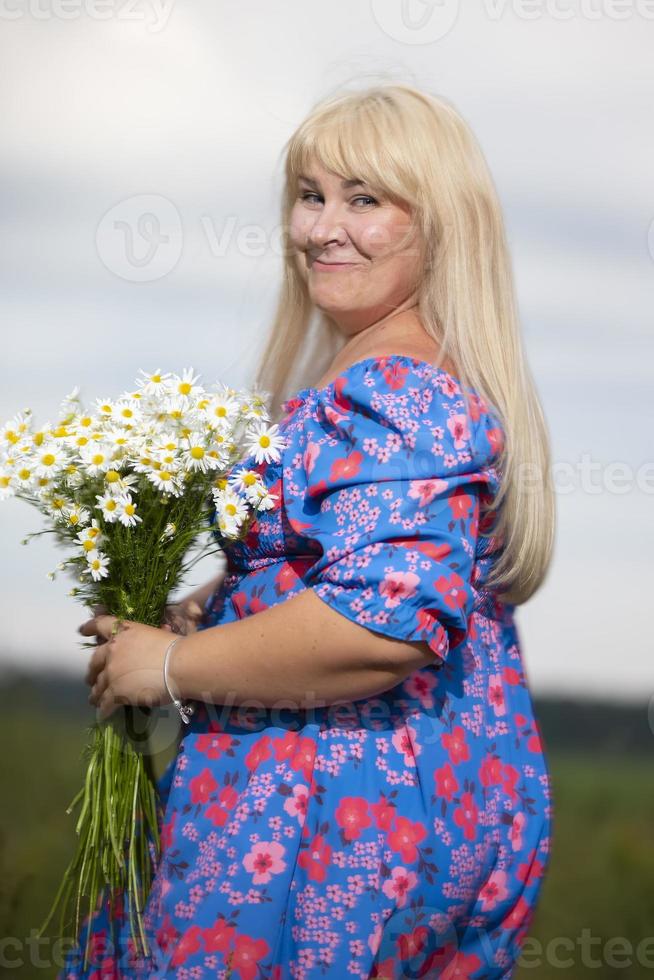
[297,174,369,189]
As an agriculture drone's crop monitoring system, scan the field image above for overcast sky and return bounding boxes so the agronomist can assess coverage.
[1,1,652,703]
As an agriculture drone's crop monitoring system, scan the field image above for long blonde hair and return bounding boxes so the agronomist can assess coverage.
[254,83,555,607]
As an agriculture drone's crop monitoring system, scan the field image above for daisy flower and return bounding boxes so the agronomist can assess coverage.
[135,368,172,397]
[201,392,241,429]
[212,486,249,536]
[12,463,37,490]
[94,398,115,421]
[243,422,286,465]
[145,467,183,496]
[228,467,263,497]
[33,442,66,479]
[95,492,121,523]
[0,468,14,499]
[180,440,221,474]
[113,400,142,427]
[1,413,31,449]
[79,443,115,476]
[103,469,139,496]
[169,368,203,402]
[115,494,142,528]
[62,504,91,528]
[77,520,103,551]
[86,551,110,581]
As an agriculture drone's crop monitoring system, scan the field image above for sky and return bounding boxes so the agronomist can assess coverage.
[1,1,652,702]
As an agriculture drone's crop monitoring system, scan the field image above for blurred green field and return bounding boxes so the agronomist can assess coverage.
[1,674,653,979]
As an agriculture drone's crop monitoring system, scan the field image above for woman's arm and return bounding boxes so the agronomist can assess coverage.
[168,587,435,710]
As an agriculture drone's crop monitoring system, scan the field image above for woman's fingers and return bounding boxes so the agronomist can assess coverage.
[85,644,108,687]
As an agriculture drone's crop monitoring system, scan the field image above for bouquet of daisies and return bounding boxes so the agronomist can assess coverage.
[0,367,284,967]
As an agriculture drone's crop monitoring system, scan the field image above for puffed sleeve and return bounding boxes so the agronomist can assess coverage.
[281,359,504,664]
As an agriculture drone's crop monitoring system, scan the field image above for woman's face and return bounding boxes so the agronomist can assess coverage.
[288,160,423,335]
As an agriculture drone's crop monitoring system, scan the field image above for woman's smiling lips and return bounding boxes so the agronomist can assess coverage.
[311,259,359,271]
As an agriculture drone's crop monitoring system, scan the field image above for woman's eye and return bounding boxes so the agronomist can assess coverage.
[299,191,378,207]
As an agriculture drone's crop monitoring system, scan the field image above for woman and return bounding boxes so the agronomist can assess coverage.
[61,84,555,979]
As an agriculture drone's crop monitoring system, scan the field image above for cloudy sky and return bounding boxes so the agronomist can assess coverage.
[1,1,652,702]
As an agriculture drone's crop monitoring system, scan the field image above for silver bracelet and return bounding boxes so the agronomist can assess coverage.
[163,636,195,725]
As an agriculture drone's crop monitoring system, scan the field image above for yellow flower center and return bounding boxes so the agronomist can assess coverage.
[105,499,117,511]
[106,470,120,483]
[190,447,204,459]
[41,453,56,467]
[178,382,192,395]
[259,435,270,448]
[0,476,10,488]
[83,540,95,552]
[18,468,31,480]
[125,503,136,516]
[91,454,104,465]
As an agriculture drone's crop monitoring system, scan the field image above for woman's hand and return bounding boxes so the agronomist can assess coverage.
[161,597,205,636]
[80,614,174,723]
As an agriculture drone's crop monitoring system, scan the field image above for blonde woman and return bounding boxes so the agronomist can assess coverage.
[66,84,555,979]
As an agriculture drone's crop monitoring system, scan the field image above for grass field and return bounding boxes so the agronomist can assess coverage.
[1,676,653,979]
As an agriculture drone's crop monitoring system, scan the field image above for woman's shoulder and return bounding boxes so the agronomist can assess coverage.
[282,353,504,472]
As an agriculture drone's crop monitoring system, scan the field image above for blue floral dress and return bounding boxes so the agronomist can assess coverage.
[60,355,553,979]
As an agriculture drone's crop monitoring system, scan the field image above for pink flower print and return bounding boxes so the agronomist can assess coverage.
[283,784,309,824]
[370,956,396,979]
[434,761,459,803]
[202,914,236,954]
[156,914,179,955]
[189,767,218,805]
[403,669,438,708]
[370,795,397,831]
[479,754,503,788]
[303,441,321,476]
[487,425,505,455]
[434,947,484,979]
[206,786,238,828]
[196,731,234,759]
[447,413,470,450]
[298,832,332,882]
[329,449,364,482]
[509,811,526,852]
[244,734,272,772]
[435,571,468,615]
[453,790,479,841]
[335,796,372,842]
[502,895,530,933]
[407,477,448,507]
[381,866,418,907]
[441,726,470,765]
[448,488,475,522]
[488,672,506,716]
[501,763,520,803]
[232,934,271,980]
[388,817,427,863]
[170,925,203,967]
[160,809,177,850]
[379,570,420,609]
[517,848,547,888]
[391,724,421,767]
[479,869,509,912]
[242,840,287,884]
